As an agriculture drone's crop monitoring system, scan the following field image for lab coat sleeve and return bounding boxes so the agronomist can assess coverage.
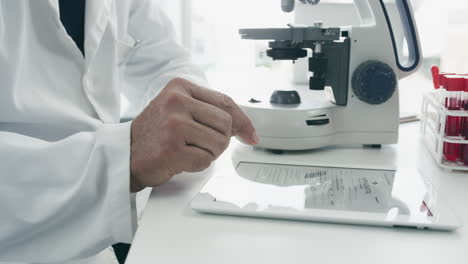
[121,0,208,117]
[0,123,134,263]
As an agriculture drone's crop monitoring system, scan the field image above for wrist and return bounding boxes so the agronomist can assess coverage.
[130,121,145,193]
[130,175,144,193]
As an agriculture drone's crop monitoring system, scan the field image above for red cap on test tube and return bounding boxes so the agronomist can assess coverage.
[445,75,465,92]
[431,66,440,89]
[440,73,456,89]
[465,77,468,93]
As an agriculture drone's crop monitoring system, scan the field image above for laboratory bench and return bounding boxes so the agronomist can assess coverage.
[126,122,468,264]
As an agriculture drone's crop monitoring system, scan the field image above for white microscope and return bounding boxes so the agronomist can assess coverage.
[190,1,464,230]
[238,0,422,151]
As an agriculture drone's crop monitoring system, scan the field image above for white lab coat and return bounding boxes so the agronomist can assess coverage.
[0,0,206,263]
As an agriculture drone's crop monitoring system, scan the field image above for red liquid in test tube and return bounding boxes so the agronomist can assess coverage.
[462,77,468,165]
[432,71,456,133]
[443,76,464,162]
[439,73,456,106]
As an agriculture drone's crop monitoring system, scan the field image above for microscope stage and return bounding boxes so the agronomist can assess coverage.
[238,84,336,111]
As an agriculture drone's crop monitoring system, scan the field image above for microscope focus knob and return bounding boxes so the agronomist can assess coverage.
[270,90,301,105]
[352,61,397,105]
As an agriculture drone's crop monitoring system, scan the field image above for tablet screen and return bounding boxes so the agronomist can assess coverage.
[237,162,401,214]
[201,162,436,219]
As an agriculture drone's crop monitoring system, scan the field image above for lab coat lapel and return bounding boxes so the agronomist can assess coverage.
[83,0,120,123]
[47,0,59,14]
[85,0,114,67]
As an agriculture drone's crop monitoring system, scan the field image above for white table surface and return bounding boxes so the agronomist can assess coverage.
[126,122,468,264]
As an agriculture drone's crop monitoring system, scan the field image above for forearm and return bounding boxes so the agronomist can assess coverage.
[0,123,134,263]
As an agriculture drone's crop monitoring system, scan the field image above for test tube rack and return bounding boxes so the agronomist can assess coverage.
[421,92,468,171]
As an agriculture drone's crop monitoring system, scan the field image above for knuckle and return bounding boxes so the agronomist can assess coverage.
[218,93,235,110]
[163,114,185,132]
[222,112,233,130]
[165,91,186,106]
[224,114,234,136]
[168,78,195,93]
[168,77,186,87]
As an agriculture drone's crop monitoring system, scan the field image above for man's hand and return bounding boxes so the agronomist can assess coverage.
[130,78,258,192]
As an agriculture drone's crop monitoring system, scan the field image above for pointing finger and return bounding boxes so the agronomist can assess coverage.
[183,83,259,145]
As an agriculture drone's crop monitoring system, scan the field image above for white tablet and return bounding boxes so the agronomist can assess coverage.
[191,152,461,231]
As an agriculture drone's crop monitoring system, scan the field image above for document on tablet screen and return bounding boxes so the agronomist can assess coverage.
[237,162,398,213]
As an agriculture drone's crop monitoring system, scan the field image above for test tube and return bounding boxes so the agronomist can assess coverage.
[434,72,455,133]
[439,73,456,106]
[431,66,440,89]
[443,75,464,162]
[461,77,468,165]
[431,67,444,106]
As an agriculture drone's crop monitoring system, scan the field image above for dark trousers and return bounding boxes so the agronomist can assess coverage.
[112,243,131,264]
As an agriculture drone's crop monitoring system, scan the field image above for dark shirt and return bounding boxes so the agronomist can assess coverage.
[59,0,86,56]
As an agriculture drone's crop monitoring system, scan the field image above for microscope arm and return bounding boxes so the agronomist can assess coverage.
[281,0,320,13]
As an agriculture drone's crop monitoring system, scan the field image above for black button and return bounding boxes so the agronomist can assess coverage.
[249,98,262,103]
[270,90,301,105]
[306,119,330,126]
